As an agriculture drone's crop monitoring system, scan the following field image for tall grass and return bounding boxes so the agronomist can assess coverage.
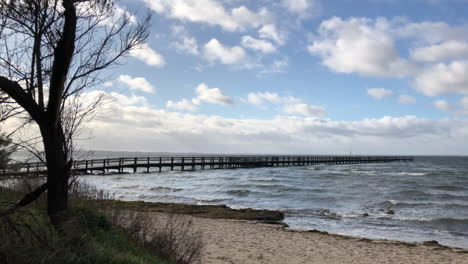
[0,176,204,264]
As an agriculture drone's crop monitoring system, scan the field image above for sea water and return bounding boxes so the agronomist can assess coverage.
[13,152,468,249]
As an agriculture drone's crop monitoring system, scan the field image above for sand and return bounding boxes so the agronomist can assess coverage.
[107,200,467,263]
[182,216,468,264]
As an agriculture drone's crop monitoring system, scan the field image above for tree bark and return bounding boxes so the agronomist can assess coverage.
[40,0,77,226]
[40,123,70,226]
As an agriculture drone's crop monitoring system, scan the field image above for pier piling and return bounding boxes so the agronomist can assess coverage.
[1,155,414,177]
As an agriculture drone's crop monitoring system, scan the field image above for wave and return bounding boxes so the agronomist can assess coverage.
[250,178,281,183]
[396,172,428,176]
[431,185,467,192]
[306,188,328,193]
[305,166,325,171]
[254,184,303,192]
[149,186,183,192]
[394,190,430,197]
[118,185,141,190]
[194,197,232,203]
[230,183,303,192]
[396,217,468,229]
[375,200,468,210]
[352,170,378,174]
[136,194,190,201]
[226,189,251,197]
[391,190,468,200]
[284,208,347,220]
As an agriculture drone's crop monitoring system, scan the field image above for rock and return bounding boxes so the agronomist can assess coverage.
[308,229,329,235]
[422,240,440,246]
[100,199,285,221]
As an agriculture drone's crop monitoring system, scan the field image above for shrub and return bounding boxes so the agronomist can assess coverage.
[104,208,205,264]
[0,178,205,264]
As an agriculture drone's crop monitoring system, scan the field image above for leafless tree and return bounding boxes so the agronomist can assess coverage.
[0,0,150,226]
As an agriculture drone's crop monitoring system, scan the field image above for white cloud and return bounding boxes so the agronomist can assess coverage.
[102,5,137,26]
[77,3,136,27]
[166,83,233,112]
[246,92,324,117]
[118,75,156,93]
[130,43,166,67]
[282,0,321,19]
[308,17,468,96]
[434,100,451,112]
[460,97,468,115]
[167,99,198,112]
[258,24,286,45]
[283,103,326,117]
[103,91,150,107]
[260,57,289,74]
[283,0,310,13]
[193,83,233,105]
[76,91,468,155]
[414,61,468,96]
[411,41,468,62]
[434,97,468,115]
[246,92,299,105]
[397,21,468,45]
[144,0,273,32]
[398,94,416,104]
[367,88,394,99]
[171,25,200,55]
[308,17,417,78]
[173,37,199,55]
[241,36,276,53]
[203,38,249,66]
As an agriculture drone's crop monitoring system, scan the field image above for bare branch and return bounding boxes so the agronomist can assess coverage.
[0,0,151,223]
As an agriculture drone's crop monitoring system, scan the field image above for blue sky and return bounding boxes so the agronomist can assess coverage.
[76,0,468,155]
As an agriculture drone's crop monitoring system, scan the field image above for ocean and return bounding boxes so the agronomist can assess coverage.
[12,152,468,249]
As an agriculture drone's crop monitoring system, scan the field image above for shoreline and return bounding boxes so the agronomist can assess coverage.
[102,199,468,256]
[135,208,468,264]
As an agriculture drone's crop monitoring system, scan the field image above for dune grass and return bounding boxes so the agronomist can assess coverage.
[0,178,204,264]
[0,187,167,264]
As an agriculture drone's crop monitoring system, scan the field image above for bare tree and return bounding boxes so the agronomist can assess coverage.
[0,0,150,225]
[0,133,15,170]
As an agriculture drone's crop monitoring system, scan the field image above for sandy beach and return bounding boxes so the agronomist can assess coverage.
[186,216,468,264]
[104,200,468,263]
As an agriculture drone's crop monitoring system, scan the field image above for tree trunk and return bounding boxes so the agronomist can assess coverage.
[40,122,70,227]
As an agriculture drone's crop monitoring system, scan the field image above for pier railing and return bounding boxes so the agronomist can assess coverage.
[1,155,413,177]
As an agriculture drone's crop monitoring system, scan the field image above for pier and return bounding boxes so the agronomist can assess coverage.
[2,155,413,177]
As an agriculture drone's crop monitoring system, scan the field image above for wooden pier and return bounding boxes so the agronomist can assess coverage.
[2,155,414,177]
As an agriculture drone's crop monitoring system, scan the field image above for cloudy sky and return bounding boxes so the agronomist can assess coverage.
[78,0,468,155]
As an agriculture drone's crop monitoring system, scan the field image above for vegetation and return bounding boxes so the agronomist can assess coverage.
[0,179,205,264]
[0,133,15,170]
[0,0,150,225]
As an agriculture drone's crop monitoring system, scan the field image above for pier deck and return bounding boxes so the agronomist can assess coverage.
[2,155,414,177]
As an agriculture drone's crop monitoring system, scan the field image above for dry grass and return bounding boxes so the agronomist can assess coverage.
[70,179,206,263]
[105,208,205,264]
[0,176,205,264]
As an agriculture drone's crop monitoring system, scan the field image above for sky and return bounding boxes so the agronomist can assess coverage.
[76,0,468,155]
